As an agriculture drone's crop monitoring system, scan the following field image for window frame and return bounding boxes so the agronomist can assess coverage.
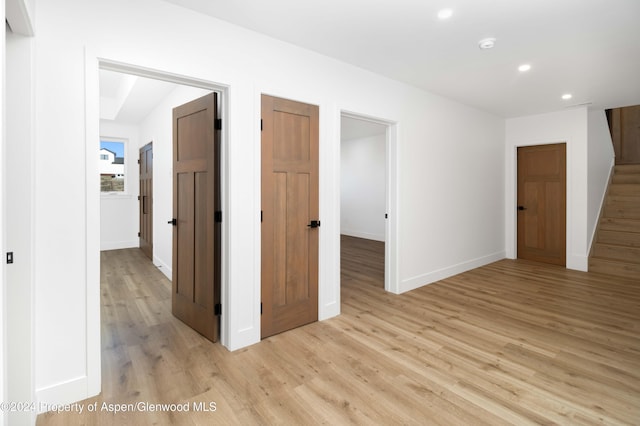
[99,136,129,196]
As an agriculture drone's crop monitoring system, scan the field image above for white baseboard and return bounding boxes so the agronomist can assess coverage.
[153,256,172,280]
[225,326,260,352]
[567,254,588,272]
[399,251,506,293]
[36,376,94,413]
[341,230,385,242]
[319,300,339,321]
[100,240,138,251]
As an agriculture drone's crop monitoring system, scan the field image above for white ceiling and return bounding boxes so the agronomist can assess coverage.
[99,69,180,123]
[161,0,640,118]
[341,116,387,141]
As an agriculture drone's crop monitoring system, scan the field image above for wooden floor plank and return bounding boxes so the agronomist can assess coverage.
[37,237,640,425]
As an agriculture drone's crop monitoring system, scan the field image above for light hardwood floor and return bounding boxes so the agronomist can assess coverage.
[37,237,640,425]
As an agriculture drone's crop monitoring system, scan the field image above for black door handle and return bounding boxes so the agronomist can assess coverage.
[307,220,321,228]
[168,218,177,226]
[518,206,527,211]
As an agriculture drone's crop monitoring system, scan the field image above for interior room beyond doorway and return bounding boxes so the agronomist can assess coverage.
[340,115,389,292]
[97,64,226,359]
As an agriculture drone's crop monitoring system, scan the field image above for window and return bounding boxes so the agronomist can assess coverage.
[100,138,127,193]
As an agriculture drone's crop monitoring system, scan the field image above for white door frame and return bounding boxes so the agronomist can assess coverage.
[85,55,229,396]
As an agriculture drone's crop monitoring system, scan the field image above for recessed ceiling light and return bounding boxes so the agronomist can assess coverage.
[518,64,531,72]
[478,38,496,49]
[437,9,453,20]
[562,93,573,100]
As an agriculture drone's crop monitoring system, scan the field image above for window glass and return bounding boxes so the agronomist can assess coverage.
[100,138,126,192]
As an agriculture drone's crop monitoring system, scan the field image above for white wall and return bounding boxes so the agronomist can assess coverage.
[0,7,7,426]
[28,0,505,408]
[505,107,613,270]
[99,121,139,251]
[138,85,211,278]
[100,196,138,250]
[341,133,386,241]
[397,100,506,291]
[587,109,615,251]
[5,26,35,426]
[2,3,35,424]
[506,108,591,270]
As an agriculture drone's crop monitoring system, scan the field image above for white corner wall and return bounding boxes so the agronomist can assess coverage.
[6,26,36,426]
[341,133,386,241]
[505,108,590,271]
[587,109,615,251]
[1,5,7,426]
[99,121,140,251]
[138,85,211,279]
[30,0,506,408]
[398,100,506,291]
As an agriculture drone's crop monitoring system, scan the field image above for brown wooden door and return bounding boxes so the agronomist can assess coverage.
[139,142,153,260]
[171,92,220,342]
[517,143,566,266]
[261,95,319,338]
[609,105,640,165]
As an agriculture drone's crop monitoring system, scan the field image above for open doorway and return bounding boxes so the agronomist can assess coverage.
[98,68,215,274]
[93,62,228,392]
[340,114,390,292]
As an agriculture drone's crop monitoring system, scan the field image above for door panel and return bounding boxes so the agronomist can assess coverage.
[517,143,566,266]
[610,105,640,165]
[172,92,220,342]
[194,171,210,308]
[262,95,319,338]
[176,173,195,301]
[274,111,311,161]
[139,142,153,260]
[546,182,563,253]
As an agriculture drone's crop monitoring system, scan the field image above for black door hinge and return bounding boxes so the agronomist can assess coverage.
[215,303,222,316]
[215,118,222,130]
[6,252,14,264]
[260,302,263,315]
[215,211,222,223]
[137,159,140,164]
[385,213,388,219]
[138,195,141,201]
[138,232,141,237]
[261,210,263,222]
[260,119,263,131]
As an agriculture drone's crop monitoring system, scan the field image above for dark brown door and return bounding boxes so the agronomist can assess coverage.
[517,143,566,266]
[139,142,153,260]
[171,92,220,342]
[261,95,319,338]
